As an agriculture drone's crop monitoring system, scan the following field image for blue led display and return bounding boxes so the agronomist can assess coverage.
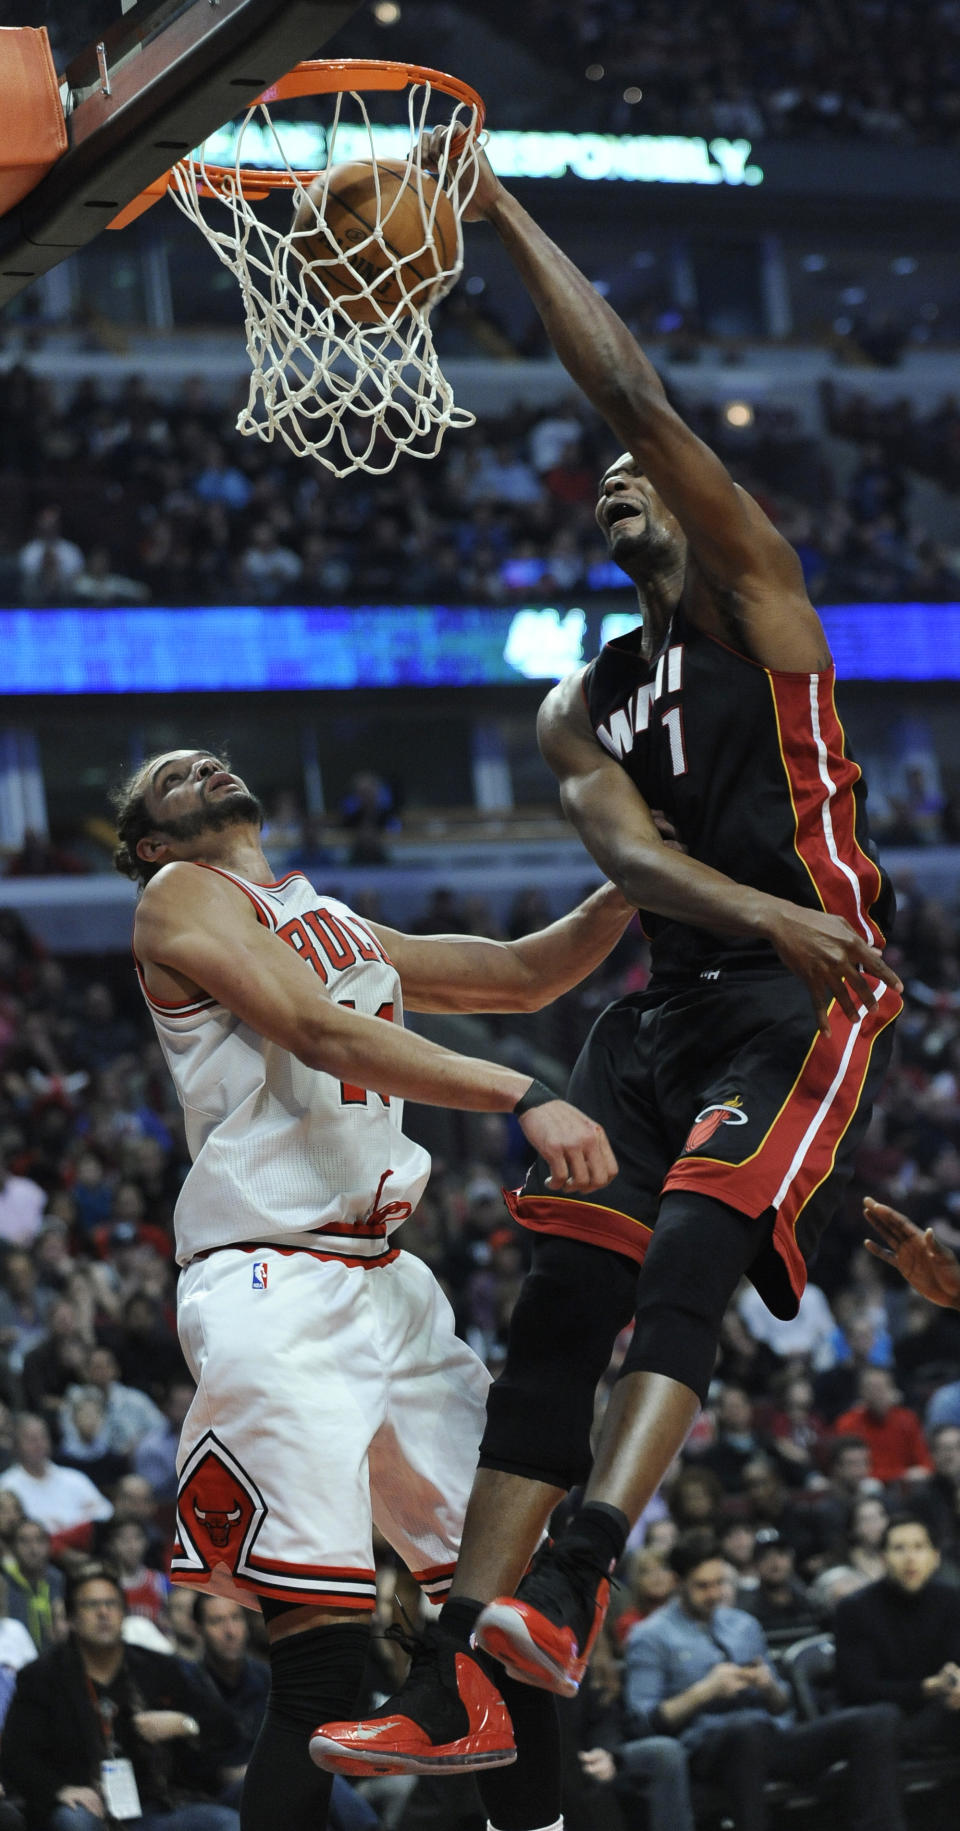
[0,602,956,693]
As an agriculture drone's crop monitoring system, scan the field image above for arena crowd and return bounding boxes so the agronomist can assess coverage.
[0,852,957,1821]
[498,0,960,145]
[3,368,959,614]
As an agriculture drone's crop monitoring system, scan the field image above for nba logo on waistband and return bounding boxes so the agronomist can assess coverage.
[251,1263,268,1290]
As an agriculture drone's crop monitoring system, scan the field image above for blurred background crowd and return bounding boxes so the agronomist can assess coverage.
[507,0,960,143]
[2,372,959,613]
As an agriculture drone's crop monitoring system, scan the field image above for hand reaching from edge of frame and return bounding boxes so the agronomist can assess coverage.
[863,1197,960,1311]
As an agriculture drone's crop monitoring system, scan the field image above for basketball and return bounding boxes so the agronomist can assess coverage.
[292,160,458,323]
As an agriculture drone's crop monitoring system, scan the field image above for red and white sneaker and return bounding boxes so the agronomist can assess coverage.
[309,1624,516,1777]
[473,1539,612,1698]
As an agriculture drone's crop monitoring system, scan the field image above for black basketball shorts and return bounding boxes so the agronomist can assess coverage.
[505,967,900,1321]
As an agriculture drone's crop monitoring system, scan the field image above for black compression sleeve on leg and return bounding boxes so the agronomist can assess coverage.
[479,1235,638,1489]
[241,1622,369,1831]
[620,1190,769,1405]
[435,1596,563,1831]
[476,1670,562,1831]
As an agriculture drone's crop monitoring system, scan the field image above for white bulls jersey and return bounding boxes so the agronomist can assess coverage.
[138,865,431,1266]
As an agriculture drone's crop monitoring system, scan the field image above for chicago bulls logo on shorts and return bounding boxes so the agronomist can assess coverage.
[682,1095,749,1154]
[173,1433,266,1580]
[192,1494,242,1548]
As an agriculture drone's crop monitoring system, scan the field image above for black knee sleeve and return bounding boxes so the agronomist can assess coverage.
[620,1191,768,1405]
[241,1621,369,1831]
[479,1236,638,1490]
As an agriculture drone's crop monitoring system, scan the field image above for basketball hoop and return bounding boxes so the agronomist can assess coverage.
[110,61,485,477]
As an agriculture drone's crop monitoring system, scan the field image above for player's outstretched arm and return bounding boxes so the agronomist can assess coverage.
[539,676,902,1037]
[366,881,635,1014]
[449,143,818,651]
[863,1197,960,1310]
[134,863,617,1192]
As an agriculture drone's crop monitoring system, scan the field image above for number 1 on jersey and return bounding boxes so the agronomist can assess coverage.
[662,705,688,777]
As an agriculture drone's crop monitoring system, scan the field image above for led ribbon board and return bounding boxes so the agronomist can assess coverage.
[199,122,763,185]
[0,603,955,692]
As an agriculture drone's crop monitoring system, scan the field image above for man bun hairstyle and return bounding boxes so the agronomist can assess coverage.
[110,760,162,887]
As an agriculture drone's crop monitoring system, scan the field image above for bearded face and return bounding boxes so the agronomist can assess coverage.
[154,789,265,846]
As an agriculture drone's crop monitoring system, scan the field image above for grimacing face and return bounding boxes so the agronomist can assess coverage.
[594,454,685,577]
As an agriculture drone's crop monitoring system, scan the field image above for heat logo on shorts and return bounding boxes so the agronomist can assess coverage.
[252,1262,268,1290]
[682,1095,749,1153]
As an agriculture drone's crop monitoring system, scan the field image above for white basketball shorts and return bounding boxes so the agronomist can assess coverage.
[171,1242,491,1611]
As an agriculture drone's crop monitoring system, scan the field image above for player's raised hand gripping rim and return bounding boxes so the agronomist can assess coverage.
[863,1196,960,1311]
[419,125,502,222]
[763,902,903,1037]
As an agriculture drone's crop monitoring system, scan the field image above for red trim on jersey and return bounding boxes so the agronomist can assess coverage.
[678,621,832,680]
[252,1583,374,1609]
[312,1219,388,1239]
[663,984,902,1300]
[411,1560,458,1586]
[503,1190,653,1266]
[245,1554,377,1582]
[194,862,276,927]
[821,675,886,941]
[170,1569,376,1610]
[767,670,885,948]
[188,1241,400,1269]
[134,957,215,1015]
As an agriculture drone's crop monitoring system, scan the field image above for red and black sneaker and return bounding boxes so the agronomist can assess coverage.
[309,1623,516,1777]
[473,1538,612,1698]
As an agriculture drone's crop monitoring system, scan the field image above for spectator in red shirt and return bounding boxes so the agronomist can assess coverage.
[834,1367,934,1485]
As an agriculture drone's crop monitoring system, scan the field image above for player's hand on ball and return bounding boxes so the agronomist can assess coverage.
[519,1100,617,1192]
[418,126,503,222]
[863,1197,960,1310]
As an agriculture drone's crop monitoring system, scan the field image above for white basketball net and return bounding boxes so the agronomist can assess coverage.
[166,80,482,476]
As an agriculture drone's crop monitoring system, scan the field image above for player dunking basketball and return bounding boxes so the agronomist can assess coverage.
[313,138,905,1789]
[111,749,631,1831]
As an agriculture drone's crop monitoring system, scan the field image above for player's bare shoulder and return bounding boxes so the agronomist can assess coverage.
[134,859,256,958]
[691,482,830,673]
[537,666,595,774]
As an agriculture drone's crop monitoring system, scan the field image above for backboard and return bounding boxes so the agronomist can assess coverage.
[0,0,364,306]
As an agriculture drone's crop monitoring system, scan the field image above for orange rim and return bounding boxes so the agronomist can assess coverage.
[106,58,485,229]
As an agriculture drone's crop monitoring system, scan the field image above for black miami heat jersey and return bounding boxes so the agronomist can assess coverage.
[582,608,894,979]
